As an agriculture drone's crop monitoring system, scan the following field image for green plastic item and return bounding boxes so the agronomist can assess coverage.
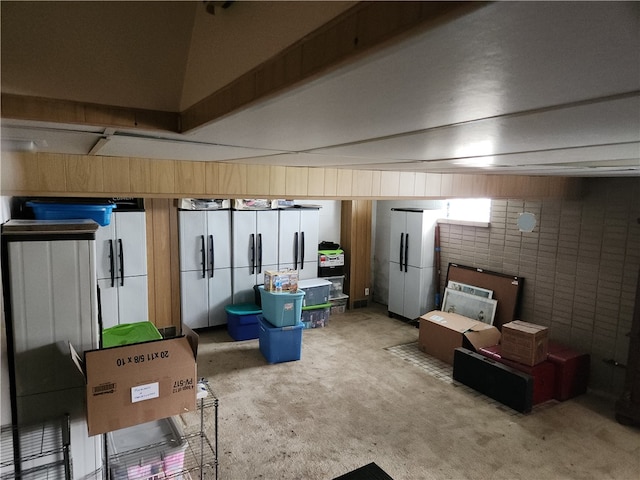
[318,249,344,256]
[225,303,262,315]
[302,302,332,311]
[102,321,163,348]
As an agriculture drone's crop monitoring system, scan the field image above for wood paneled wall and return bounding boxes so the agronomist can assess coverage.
[341,200,373,309]
[145,198,181,330]
[1,152,583,200]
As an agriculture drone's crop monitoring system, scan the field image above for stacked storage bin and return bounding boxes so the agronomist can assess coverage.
[225,303,262,341]
[298,278,332,329]
[258,286,305,363]
[326,275,349,315]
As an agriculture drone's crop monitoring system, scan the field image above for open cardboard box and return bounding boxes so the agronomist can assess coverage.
[70,327,198,436]
[418,310,501,365]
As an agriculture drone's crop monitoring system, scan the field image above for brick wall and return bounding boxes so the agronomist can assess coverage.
[438,178,640,397]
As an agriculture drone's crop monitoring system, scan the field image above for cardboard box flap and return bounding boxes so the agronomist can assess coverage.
[422,311,478,333]
[182,324,199,358]
[463,325,501,351]
[69,342,85,377]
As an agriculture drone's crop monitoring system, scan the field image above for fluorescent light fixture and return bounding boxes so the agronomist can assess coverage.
[2,139,36,151]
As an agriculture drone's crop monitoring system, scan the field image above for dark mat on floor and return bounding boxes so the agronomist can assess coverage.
[333,462,394,480]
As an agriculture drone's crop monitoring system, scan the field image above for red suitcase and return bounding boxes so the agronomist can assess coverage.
[547,342,590,401]
[478,344,556,405]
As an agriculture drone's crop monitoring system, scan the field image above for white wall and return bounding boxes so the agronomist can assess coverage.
[296,200,341,246]
[372,200,445,306]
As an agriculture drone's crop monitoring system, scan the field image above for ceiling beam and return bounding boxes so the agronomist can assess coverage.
[180,1,487,133]
[0,2,486,136]
[1,93,180,132]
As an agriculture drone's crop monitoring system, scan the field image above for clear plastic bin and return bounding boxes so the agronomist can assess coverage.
[107,416,186,480]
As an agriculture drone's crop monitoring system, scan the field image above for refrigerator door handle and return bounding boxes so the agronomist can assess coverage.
[258,233,263,273]
[399,233,404,270]
[109,239,115,287]
[118,238,125,286]
[250,233,255,275]
[201,235,206,278]
[209,234,214,277]
[404,233,409,272]
[294,232,299,269]
[300,231,305,268]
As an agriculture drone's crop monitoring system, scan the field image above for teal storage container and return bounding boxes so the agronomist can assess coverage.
[258,286,305,327]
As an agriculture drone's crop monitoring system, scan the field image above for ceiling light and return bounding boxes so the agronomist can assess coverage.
[1,139,36,152]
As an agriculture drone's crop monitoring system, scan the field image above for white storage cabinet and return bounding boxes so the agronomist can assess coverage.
[1,220,103,479]
[179,210,232,328]
[95,210,148,328]
[231,209,278,305]
[278,207,320,280]
[388,208,440,320]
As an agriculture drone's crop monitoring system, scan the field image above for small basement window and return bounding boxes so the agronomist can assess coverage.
[439,198,491,226]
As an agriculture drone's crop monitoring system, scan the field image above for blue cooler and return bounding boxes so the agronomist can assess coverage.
[225,303,261,341]
[258,316,303,364]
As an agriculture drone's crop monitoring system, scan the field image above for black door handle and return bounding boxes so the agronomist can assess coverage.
[300,231,305,268]
[250,233,255,275]
[109,239,115,287]
[294,232,299,270]
[404,233,409,272]
[200,235,206,278]
[209,234,214,277]
[399,233,404,271]
[118,238,124,286]
[258,233,263,273]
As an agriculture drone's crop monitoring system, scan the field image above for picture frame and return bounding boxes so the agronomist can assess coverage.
[442,288,498,325]
[446,280,493,299]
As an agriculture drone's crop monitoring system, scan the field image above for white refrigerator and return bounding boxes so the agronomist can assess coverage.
[95,210,148,328]
[278,207,320,280]
[231,209,279,304]
[388,208,440,320]
[179,209,232,328]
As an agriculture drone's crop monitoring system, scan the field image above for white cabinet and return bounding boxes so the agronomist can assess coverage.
[95,211,148,328]
[388,208,440,320]
[1,220,103,479]
[179,210,232,328]
[278,208,320,280]
[231,209,278,304]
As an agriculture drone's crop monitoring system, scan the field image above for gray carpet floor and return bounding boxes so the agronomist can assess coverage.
[189,303,640,480]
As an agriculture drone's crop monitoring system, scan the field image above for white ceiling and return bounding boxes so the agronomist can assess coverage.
[2,1,639,177]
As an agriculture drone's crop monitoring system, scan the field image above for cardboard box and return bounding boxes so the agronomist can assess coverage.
[418,310,501,365]
[264,270,299,292]
[501,320,548,366]
[71,328,198,436]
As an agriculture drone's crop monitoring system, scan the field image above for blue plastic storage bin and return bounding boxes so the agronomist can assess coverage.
[27,200,116,226]
[258,316,303,364]
[225,303,261,341]
[258,286,305,327]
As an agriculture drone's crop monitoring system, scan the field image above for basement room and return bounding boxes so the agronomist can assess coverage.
[1,1,639,479]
